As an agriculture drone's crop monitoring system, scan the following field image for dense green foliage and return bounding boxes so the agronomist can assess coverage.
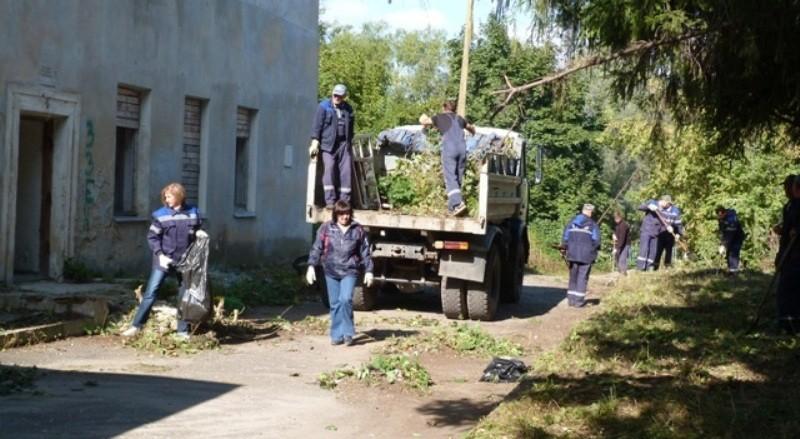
[520,0,800,153]
[318,24,449,134]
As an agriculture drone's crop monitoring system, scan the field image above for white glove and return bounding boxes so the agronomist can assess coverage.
[306,266,316,285]
[419,113,432,125]
[667,226,674,234]
[364,272,374,287]
[196,229,208,239]
[309,139,320,158]
[612,248,617,257]
[158,254,173,270]
[718,245,726,256]
[648,204,658,212]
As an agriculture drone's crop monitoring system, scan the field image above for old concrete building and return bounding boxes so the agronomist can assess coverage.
[0,0,319,284]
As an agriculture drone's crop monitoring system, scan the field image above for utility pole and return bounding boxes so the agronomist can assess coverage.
[457,0,473,117]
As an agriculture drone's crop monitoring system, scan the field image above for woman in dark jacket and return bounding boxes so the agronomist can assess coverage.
[306,200,373,345]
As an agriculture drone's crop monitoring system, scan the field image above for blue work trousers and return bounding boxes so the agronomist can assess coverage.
[132,268,189,333]
[325,274,357,342]
[654,231,675,270]
[637,233,658,271]
[321,140,352,206]
[441,144,466,211]
[567,262,592,307]
[726,240,743,272]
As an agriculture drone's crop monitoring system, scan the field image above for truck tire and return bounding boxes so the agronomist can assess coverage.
[466,246,501,321]
[440,277,467,319]
[352,284,378,311]
[501,239,525,303]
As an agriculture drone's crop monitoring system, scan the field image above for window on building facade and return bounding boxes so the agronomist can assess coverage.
[234,107,257,214]
[182,97,203,207]
[114,86,141,216]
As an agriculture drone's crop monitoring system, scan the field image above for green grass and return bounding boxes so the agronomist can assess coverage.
[382,322,523,358]
[211,265,310,312]
[318,353,433,392]
[468,269,800,438]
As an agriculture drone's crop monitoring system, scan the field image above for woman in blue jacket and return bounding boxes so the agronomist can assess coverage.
[122,183,204,339]
[306,200,373,345]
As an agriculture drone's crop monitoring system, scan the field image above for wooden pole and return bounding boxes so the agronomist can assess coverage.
[457,0,473,117]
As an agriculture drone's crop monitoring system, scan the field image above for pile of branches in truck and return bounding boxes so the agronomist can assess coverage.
[375,127,519,216]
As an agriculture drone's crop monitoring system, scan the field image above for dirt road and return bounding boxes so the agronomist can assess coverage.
[0,273,613,438]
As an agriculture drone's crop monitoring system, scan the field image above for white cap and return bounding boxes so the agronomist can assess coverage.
[332,84,347,96]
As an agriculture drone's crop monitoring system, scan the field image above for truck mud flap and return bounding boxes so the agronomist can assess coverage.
[438,251,487,283]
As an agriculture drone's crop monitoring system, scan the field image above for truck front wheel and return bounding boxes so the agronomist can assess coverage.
[352,284,378,311]
[440,277,467,319]
[466,246,501,321]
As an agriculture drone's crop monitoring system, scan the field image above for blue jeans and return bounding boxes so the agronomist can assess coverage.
[132,268,189,333]
[325,275,356,342]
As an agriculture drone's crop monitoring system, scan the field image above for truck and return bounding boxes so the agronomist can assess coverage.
[305,126,539,321]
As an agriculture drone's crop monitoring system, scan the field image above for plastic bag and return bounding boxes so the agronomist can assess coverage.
[174,232,211,323]
[479,357,528,382]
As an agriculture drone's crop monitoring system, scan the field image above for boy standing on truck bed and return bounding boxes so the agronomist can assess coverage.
[309,84,355,208]
[420,99,476,216]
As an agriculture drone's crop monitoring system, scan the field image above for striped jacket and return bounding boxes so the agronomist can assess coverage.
[562,213,601,264]
[147,205,202,271]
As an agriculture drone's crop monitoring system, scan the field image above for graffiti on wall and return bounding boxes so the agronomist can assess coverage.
[82,119,96,232]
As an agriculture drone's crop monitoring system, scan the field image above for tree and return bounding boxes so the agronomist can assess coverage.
[502,0,800,154]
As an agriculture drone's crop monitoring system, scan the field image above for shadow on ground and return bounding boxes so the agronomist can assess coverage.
[416,397,500,428]
[0,366,238,439]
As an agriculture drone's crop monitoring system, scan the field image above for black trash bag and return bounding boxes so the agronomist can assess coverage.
[174,232,211,323]
[479,357,528,383]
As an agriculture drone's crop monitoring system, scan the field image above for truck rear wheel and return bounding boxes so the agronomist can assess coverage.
[352,284,378,311]
[440,277,467,319]
[466,246,501,321]
[501,239,525,303]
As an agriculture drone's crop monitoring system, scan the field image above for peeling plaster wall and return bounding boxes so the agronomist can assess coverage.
[0,0,319,277]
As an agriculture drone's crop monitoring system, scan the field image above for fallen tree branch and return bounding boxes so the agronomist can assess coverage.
[488,31,706,120]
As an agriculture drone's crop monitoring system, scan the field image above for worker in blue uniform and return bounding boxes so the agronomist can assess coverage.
[419,100,476,216]
[562,204,601,307]
[310,84,355,208]
[715,205,746,274]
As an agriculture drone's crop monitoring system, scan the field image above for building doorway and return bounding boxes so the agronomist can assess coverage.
[14,117,55,279]
[1,86,81,284]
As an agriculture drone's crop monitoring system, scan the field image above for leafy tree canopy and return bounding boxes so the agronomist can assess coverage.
[512,0,800,154]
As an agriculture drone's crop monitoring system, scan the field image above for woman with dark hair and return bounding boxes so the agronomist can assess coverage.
[306,200,374,345]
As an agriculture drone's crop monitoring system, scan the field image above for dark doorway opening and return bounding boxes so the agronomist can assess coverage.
[14,116,55,279]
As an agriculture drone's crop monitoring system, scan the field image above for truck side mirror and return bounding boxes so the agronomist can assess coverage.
[534,145,543,184]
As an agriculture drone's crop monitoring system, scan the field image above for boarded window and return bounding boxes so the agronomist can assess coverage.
[234,108,252,210]
[114,86,140,216]
[182,97,202,206]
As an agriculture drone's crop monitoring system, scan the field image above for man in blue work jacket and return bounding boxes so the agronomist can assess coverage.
[562,204,601,307]
[309,84,355,208]
[637,198,663,270]
[715,205,746,274]
[420,100,476,216]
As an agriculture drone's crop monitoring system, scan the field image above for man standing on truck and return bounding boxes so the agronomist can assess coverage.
[562,204,601,307]
[309,84,355,208]
[419,100,476,216]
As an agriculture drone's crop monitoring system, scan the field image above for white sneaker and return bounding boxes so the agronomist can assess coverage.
[174,332,190,341]
[121,326,140,337]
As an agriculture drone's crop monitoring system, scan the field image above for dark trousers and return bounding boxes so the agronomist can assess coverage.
[567,262,592,307]
[321,140,352,206]
[637,232,658,270]
[615,244,630,275]
[132,268,189,333]
[777,269,800,332]
[441,143,466,211]
[654,231,675,270]
[726,239,743,272]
